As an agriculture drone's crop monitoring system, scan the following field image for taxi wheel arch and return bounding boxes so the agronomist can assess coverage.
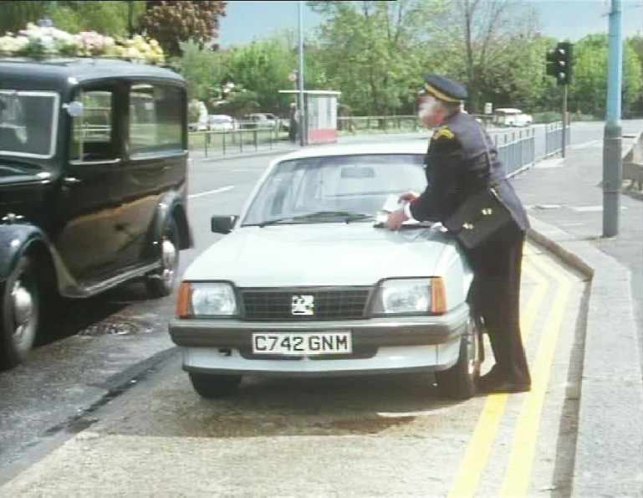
[189,372,242,399]
[435,318,481,400]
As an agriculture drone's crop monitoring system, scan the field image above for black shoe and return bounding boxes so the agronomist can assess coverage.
[478,367,530,394]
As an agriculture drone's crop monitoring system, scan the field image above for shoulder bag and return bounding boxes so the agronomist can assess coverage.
[442,128,514,250]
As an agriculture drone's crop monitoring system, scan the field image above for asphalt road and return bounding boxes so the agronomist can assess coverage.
[1,245,585,496]
[0,124,601,495]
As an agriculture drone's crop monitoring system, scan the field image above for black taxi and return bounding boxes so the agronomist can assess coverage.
[0,58,192,369]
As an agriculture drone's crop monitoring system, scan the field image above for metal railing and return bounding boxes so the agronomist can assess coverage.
[189,128,288,157]
[337,115,420,133]
[494,128,536,177]
[543,121,571,158]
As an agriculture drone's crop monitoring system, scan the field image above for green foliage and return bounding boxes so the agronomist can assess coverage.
[175,40,226,101]
[568,34,642,118]
[0,1,48,35]
[139,1,226,57]
[49,1,146,38]
[309,0,446,115]
[218,35,298,114]
[0,1,147,38]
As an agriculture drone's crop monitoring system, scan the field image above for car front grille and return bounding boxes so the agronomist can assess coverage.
[239,287,371,321]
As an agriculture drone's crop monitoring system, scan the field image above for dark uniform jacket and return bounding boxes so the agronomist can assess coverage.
[409,111,530,232]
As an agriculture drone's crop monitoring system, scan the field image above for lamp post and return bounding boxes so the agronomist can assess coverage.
[603,0,623,237]
[297,1,305,146]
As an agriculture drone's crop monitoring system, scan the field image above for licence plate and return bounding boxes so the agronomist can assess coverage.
[251,332,352,356]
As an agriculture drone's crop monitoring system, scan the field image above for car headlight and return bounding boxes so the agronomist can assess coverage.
[177,282,238,318]
[371,278,447,316]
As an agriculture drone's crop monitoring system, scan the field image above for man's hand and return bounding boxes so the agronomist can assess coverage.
[385,208,408,231]
[398,191,419,203]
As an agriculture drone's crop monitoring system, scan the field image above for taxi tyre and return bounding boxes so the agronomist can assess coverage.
[189,372,242,399]
[0,255,43,370]
[146,217,180,298]
[434,318,481,399]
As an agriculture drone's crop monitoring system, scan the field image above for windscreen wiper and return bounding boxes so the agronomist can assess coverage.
[257,211,374,227]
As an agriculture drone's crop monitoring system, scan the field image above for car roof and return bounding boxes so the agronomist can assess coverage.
[0,58,184,91]
[275,140,428,162]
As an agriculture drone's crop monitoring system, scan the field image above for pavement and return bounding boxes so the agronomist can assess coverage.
[512,134,643,496]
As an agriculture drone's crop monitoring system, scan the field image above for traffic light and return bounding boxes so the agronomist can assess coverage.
[546,42,573,86]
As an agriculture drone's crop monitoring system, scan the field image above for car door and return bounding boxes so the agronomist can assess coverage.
[111,81,187,269]
[54,83,126,284]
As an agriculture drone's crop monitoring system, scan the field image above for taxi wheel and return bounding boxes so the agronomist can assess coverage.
[435,318,481,400]
[189,372,242,399]
[0,255,42,370]
[146,218,180,298]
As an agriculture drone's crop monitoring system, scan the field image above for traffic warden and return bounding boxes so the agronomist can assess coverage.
[386,75,532,393]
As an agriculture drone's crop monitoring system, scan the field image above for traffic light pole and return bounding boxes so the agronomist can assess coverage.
[562,85,567,158]
[603,0,623,237]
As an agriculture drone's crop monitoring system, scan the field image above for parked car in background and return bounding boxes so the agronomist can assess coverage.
[0,58,193,369]
[239,112,279,130]
[170,142,481,401]
[208,114,236,132]
[493,108,533,127]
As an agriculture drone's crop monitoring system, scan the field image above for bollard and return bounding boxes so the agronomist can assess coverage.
[254,129,258,150]
[223,130,226,155]
[204,132,208,158]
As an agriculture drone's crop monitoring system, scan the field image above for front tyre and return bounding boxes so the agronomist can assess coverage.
[189,372,242,399]
[435,318,481,400]
[146,218,180,298]
[0,255,42,370]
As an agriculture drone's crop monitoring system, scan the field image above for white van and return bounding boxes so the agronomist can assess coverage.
[493,108,533,127]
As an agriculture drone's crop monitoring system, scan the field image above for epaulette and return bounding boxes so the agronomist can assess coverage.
[432,126,454,141]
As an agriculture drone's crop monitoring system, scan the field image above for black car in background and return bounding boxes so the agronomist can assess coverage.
[0,58,192,369]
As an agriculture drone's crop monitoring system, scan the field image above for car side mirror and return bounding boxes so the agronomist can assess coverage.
[211,215,238,234]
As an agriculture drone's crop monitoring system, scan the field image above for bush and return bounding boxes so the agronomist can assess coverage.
[532,112,561,124]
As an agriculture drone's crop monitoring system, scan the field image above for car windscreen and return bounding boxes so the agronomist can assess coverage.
[0,90,59,158]
[242,153,427,226]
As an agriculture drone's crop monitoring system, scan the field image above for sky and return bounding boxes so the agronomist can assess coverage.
[218,0,643,48]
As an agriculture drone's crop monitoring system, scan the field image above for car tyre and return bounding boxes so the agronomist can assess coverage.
[0,255,43,370]
[189,372,242,399]
[146,218,180,298]
[435,318,481,400]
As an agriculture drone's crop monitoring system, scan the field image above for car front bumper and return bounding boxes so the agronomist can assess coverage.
[169,303,469,376]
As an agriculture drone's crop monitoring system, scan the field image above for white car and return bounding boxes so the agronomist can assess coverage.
[170,142,481,399]
[493,108,533,127]
[208,114,236,131]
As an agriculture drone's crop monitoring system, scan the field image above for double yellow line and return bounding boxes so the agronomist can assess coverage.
[449,247,574,498]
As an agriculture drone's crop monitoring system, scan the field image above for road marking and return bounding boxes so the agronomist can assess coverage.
[188,186,235,199]
[500,254,573,497]
[448,253,549,498]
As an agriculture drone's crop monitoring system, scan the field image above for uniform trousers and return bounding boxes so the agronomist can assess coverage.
[465,222,531,385]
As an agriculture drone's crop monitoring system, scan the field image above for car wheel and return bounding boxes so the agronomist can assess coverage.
[0,255,42,370]
[189,372,242,399]
[435,318,481,400]
[146,218,180,298]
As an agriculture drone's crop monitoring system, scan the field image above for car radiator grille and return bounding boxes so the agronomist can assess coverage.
[240,288,371,321]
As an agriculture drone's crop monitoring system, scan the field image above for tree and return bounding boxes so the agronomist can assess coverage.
[569,34,642,118]
[223,37,298,114]
[309,0,445,115]
[139,1,226,57]
[175,40,227,101]
[49,1,147,38]
[628,35,643,116]
[427,0,541,113]
[0,1,49,35]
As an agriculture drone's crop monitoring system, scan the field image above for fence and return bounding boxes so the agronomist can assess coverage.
[493,122,570,177]
[337,115,420,133]
[543,121,571,159]
[189,128,287,157]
